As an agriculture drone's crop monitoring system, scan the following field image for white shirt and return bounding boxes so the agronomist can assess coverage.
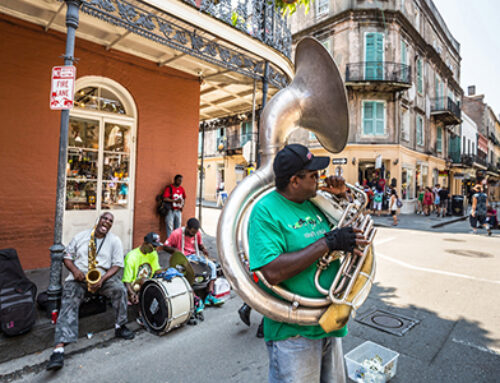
[64,229,124,281]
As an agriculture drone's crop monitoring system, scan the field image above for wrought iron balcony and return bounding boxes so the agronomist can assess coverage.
[182,0,292,58]
[430,97,461,125]
[345,62,412,91]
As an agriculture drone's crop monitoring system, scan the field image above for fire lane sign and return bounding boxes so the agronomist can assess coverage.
[50,66,76,110]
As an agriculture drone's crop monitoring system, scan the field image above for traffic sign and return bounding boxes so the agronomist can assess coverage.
[331,157,348,165]
[50,66,76,110]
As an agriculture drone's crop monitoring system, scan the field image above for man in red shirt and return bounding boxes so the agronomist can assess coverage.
[163,218,223,306]
[163,174,186,238]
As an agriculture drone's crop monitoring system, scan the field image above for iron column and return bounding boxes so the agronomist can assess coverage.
[47,0,82,317]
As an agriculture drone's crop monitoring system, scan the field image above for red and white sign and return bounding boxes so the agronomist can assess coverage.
[50,66,76,110]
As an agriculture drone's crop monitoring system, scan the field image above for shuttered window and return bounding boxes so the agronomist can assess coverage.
[362,101,385,136]
[436,126,442,152]
[365,32,384,80]
[240,122,252,146]
[416,115,424,146]
[417,58,423,93]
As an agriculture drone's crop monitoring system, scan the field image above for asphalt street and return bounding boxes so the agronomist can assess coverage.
[3,208,499,382]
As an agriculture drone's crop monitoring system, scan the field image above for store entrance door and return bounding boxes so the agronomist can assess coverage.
[63,111,136,251]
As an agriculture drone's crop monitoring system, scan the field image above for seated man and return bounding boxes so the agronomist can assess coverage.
[46,212,134,371]
[122,232,163,324]
[163,217,223,306]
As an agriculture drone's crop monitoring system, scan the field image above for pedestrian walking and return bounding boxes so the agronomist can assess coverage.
[470,184,491,235]
[423,187,434,216]
[373,187,384,216]
[389,189,399,226]
[416,185,424,215]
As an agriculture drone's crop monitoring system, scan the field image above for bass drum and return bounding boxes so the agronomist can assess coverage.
[139,276,194,335]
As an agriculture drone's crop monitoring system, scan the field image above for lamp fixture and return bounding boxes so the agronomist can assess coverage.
[393,159,399,165]
[352,157,356,165]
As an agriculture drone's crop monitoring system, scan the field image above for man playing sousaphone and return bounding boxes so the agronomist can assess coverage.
[248,144,368,382]
[46,212,134,371]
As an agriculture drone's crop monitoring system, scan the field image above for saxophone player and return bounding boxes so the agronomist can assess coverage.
[248,144,368,383]
[46,212,134,371]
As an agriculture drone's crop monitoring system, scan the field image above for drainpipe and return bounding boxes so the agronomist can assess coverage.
[257,62,270,168]
[198,122,206,227]
[47,0,82,319]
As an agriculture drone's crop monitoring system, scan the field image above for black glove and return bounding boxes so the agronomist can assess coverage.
[324,227,356,253]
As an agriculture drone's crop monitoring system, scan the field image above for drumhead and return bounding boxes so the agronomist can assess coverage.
[140,280,170,332]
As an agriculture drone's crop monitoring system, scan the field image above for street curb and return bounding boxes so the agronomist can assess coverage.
[430,215,468,228]
[0,321,140,382]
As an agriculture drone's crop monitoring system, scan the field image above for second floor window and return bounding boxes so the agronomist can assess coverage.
[416,58,423,93]
[317,0,329,16]
[362,101,385,136]
[240,122,252,146]
[416,115,424,146]
[436,127,442,152]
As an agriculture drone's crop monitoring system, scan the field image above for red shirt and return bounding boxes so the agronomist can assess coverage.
[163,184,186,210]
[165,228,202,255]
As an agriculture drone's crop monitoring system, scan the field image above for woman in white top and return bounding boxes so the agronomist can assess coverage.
[389,188,399,226]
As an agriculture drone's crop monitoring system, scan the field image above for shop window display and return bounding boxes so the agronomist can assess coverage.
[65,118,131,210]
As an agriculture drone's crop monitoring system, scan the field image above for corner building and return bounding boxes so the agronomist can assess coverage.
[290,0,462,212]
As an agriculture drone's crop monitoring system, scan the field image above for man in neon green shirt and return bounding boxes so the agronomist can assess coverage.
[249,144,367,383]
[122,232,162,305]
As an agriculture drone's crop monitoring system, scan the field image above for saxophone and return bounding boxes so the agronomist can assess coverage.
[86,227,102,291]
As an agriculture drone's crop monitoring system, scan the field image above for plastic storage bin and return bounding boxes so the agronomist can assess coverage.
[344,341,399,382]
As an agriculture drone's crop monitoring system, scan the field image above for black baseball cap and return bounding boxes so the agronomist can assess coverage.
[144,232,162,247]
[273,144,330,179]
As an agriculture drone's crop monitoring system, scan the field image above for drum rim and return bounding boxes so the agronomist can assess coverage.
[140,279,172,332]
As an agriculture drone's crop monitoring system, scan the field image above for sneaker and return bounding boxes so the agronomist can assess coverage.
[238,304,251,327]
[204,293,224,306]
[195,299,205,314]
[136,317,145,327]
[256,321,264,338]
[46,352,64,371]
[115,325,135,340]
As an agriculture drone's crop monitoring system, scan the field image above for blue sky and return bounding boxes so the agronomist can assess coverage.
[435,0,500,116]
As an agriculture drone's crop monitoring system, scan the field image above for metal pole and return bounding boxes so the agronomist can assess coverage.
[257,62,270,168]
[198,123,206,227]
[47,0,82,318]
[251,78,257,164]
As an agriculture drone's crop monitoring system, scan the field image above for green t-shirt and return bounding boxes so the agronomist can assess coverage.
[122,247,161,283]
[248,190,348,342]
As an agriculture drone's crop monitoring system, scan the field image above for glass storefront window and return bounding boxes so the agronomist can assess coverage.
[66,180,97,210]
[101,181,129,209]
[401,167,414,200]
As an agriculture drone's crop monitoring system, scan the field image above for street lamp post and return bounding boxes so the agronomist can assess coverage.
[46,0,82,319]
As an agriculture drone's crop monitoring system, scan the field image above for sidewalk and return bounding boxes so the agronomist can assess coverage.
[1,207,497,381]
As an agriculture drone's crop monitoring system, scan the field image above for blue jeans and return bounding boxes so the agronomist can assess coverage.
[266,336,346,383]
[186,254,217,281]
[165,209,182,239]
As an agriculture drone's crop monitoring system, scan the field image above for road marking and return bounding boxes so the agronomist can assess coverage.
[452,338,500,356]
[374,237,396,246]
[376,251,500,285]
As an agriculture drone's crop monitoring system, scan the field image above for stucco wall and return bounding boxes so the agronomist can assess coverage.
[0,15,200,269]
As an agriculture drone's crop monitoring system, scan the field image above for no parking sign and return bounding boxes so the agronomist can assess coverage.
[50,66,76,110]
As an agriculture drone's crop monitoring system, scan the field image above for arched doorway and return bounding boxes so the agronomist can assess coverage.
[63,77,137,252]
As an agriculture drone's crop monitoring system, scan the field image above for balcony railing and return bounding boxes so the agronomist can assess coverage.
[430,97,461,124]
[182,0,292,58]
[216,132,252,153]
[345,62,412,84]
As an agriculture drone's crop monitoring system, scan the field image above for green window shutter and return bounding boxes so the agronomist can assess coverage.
[363,102,374,135]
[363,101,385,135]
[375,102,385,135]
[417,116,423,146]
[401,41,407,64]
[437,127,442,152]
[417,59,423,93]
[365,33,384,80]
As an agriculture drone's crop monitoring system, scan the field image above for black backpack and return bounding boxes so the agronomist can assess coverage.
[0,248,37,336]
[157,185,173,216]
